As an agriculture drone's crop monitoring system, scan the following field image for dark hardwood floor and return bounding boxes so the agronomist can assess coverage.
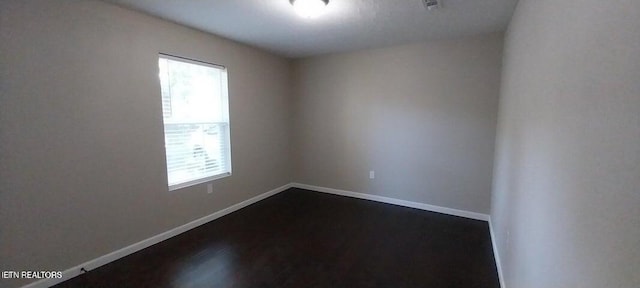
[54,188,500,288]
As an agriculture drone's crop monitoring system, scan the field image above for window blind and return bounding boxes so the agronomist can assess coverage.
[158,55,231,190]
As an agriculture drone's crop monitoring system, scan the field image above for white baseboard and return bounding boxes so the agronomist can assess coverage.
[21,183,292,288]
[22,182,502,288]
[290,183,490,221]
[489,219,506,288]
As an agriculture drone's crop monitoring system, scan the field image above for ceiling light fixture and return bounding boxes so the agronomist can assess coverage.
[290,0,329,18]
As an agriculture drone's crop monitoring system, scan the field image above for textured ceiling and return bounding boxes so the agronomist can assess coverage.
[104,0,518,58]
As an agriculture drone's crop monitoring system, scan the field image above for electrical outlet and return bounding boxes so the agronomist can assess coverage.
[369,170,375,179]
[207,183,213,194]
[423,0,441,10]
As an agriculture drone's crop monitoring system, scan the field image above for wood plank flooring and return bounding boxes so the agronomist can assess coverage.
[54,188,500,288]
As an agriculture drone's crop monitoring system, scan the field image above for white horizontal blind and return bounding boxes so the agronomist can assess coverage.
[159,55,231,190]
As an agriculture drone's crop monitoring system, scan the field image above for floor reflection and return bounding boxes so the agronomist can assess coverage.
[171,244,239,288]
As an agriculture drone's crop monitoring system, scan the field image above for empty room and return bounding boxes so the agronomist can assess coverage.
[1,0,638,287]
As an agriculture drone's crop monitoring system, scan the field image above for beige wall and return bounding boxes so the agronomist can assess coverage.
[491,0,640,287]
[292,34,503,214]
[0,1,291,286]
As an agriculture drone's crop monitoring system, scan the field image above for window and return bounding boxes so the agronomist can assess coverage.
[158,54,231,191]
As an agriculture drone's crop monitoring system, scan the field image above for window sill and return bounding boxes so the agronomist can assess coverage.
[168,172,231,192]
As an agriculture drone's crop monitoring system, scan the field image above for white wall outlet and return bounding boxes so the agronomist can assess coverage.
[207,183,213,194]
[423,0,441,10]
[369,170,375,179]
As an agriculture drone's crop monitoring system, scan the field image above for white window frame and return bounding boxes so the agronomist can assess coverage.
[158,53,232,191]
